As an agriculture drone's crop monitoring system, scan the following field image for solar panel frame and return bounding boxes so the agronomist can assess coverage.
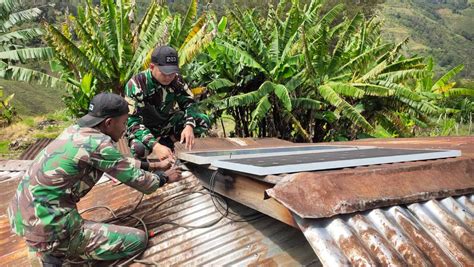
[211,148,461,176]
[177,145,375,165]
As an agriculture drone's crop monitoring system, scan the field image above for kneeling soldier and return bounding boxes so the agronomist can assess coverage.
[125,45,210,161]
[8,93,181,266]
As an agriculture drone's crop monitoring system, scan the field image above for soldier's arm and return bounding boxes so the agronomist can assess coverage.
[89,139,166,194]
[125,80,158,150]
[172,75,199,128]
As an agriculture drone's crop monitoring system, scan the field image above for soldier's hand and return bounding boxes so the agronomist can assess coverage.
[164,167,182,183]
[180,125,195,151]
[149,158,173,171]
[152,143,173,160]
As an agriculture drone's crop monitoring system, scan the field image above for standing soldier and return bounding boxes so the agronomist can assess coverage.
[125,45,210,161]
[8,93,181,266]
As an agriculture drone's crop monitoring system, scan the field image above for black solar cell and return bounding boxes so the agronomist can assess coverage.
[221,148,441,167]
[211,148,461,175]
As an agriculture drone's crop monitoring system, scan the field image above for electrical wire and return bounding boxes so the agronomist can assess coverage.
[68,166,263,265]
[134,190,228,229]
[208,170,264,222]
[64,205,149,266]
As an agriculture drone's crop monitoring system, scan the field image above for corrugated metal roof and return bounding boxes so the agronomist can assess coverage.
[295,194,474,266]
[0,215,29,266]
[181,137,474,266]
[0,170,29,266]
[79,173,318,266]
[0,163,319,266]
[2,136,473,266]
[19,138,53,160]
[135,185,318,266]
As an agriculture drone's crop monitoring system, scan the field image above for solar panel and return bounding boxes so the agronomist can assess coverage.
[178,145,374,165]
[211,148,461,176]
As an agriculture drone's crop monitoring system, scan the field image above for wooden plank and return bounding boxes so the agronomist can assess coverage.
[189,165,297,228]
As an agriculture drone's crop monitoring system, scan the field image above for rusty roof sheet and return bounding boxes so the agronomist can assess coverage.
[80,174,318,266]
[19,138,53,160]
[0,215,29,266]
[0,170,29,266]
[267,136,474,218]
[344,136,474,157]
[267,157,474,218]
[2,136,473,266]
[0,162,319,266]
[182,136,474,265]
[295,194,474,266]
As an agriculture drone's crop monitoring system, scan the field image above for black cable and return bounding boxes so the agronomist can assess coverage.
[138,190,228,229]
[207,170,264,222]
[71,167,263,265]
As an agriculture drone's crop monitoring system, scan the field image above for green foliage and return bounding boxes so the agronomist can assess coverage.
[41,0,216,117]
[0,140,9,155]
[61,72,97,117]
[191,0,462,141]
[0,0,62,88]
[416,58,474,125]
[1,0,472,141]
[45,108,70,122]
[0,87,17,125]
[21,116,35,127]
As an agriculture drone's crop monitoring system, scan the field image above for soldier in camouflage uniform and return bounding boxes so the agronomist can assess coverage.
[8,93,182,266]
[125,45,210,160]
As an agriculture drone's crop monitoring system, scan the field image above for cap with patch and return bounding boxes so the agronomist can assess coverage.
[77,92,129,128]
[151,45,180,75]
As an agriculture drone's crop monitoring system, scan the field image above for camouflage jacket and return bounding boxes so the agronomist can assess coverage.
[8,125,163,243]
[124,69,198,149]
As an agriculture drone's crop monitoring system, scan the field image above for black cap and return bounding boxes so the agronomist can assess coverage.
[77,92,129,128]
[151,45,180,75]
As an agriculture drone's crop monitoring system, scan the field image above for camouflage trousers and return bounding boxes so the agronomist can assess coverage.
[26,220,146,262]
[130,111,210,160]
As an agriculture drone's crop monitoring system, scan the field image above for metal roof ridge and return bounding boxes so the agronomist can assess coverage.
[267,157,474,219]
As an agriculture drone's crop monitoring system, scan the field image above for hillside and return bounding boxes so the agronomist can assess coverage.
[0,79,65,116]
[380,0,474,78]
[4,0,473,117]
[164,0,474,79]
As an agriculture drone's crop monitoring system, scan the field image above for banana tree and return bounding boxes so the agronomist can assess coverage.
[1,0,216,117]
[198,0,443,141]
[44,0,170,95]
[0,0,63,88]
[415,58,474,123]
[0,87,16,125]
[417,59,473,97]
[300,2,442,140]
[199,0,328,140]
